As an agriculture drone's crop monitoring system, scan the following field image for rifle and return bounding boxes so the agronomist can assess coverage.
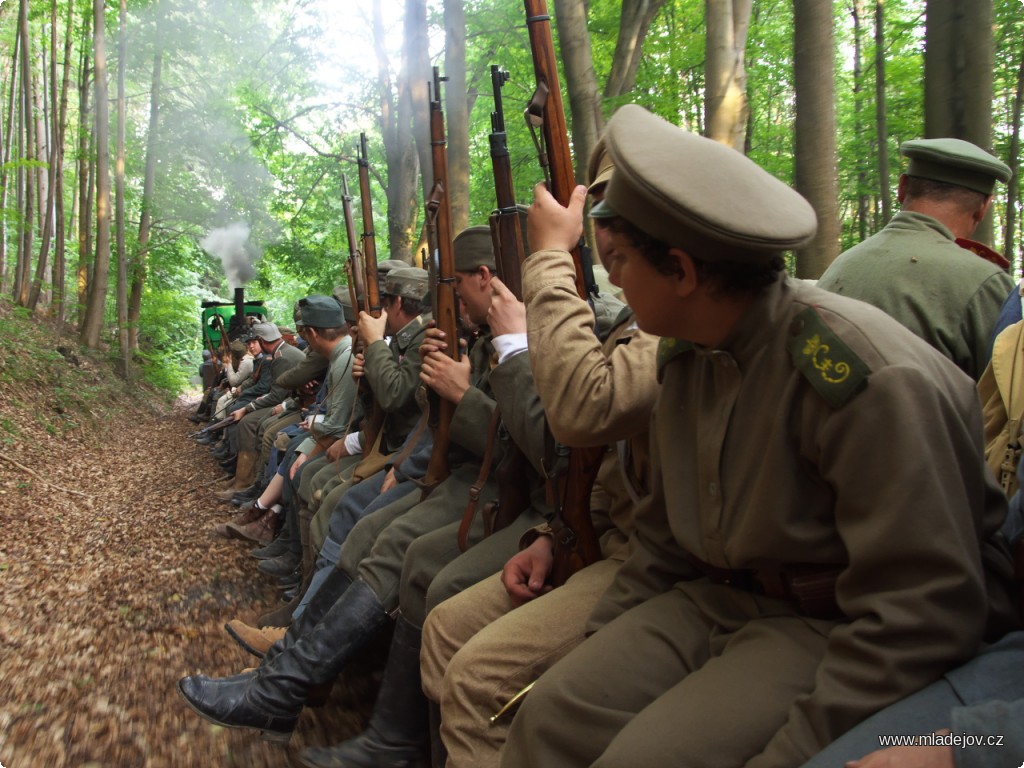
[488,65,528,300]
[358,132,382,317]
[421,67,460,493]
[523,0,605,581]
[187,414,235,440]
[356,133,385,453]
[341,174,367,314]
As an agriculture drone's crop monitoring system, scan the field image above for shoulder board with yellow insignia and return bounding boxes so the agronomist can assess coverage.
[787,307,870,408]
[656,337,694,382]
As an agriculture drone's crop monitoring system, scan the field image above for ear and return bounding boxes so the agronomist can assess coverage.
[896,174,908,204]
[974,195,994,225]
[478,265,494,288]
[673,249,700,299]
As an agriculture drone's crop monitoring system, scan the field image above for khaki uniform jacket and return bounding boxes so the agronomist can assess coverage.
[363,314,430,455]
[523,248,660,556]
[817,211,1014,380]
[590,275,1017,765]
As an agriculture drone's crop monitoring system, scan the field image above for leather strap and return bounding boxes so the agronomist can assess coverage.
[457,405,503,552]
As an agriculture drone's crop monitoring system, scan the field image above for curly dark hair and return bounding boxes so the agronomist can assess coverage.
[606,217,784,297]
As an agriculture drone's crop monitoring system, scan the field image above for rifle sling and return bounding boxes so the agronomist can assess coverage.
[457,405,504,552]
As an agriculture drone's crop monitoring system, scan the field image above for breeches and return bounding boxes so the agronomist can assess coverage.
[500,581,833,768]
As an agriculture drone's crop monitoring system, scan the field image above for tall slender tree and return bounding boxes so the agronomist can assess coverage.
[81,0,112,349]
[793,0,840,277]
[705,0,754,151]
[444,0,469,234]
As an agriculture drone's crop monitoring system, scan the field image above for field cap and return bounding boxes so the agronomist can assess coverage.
[229,340,246,354]
[331,286,359,324]
[590,105,817,262]
[250,322,281,342]
[454,226,497,272]
[384,267,429,301]
[587,136,614,192]
[901,138,1012,195]
[299,295,345,328]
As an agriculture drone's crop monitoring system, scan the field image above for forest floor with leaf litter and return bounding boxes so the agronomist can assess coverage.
[0,301,381,767]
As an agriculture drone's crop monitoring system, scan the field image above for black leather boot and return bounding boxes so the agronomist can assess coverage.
[176,669,298,743]
[299,618,429,768]
[178,580,389,743]
[263,567,353,663]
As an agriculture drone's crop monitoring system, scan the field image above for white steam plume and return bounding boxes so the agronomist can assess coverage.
[200,222,261,290]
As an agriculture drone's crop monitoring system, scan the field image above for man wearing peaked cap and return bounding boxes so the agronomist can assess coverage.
[817,137,1014,380]
[500,105,1015,768]
[419,138,657,768]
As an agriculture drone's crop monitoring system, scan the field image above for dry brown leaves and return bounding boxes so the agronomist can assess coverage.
[0,339,381,766]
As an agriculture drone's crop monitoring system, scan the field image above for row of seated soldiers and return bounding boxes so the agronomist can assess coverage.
[178,105,1024,768]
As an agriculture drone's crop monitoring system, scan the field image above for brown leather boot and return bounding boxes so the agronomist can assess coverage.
[213,503,263,540]
[213,451,258,499]
[225,620,288,658]
[228,507,283,545]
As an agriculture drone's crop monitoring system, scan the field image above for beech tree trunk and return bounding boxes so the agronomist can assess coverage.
[874,0,892,227]
[1004,41,1024,271]
[705,0,753,151]
[604,0,668,99]
[553,0,600,183]
[81,0,112,349]
[924,0,995,242]
[15,0,35,306]
[130,49,162,352]
[444,0,469,235]
[115,0,129,373]
[793,0,840,278]
[76,7,93,328]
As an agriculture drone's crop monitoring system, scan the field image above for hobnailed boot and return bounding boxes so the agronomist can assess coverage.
[299,618,429,768]
[177,579,391,744]
[228,508,283,545]
[213,502,262,540]
[225,620,288,658]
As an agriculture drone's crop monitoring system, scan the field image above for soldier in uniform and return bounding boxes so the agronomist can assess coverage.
[175,228,549,747]
[817,138,1014,380]
[499,104,1017,768]
[419,139,659,768]
[217,322,305,497]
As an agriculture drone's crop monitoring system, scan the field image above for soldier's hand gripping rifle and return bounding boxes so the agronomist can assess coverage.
[355,133,386,451]
[523,0,604,583]
[421,67,460,493]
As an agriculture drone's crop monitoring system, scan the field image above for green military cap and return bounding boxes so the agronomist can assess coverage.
[251,322,281,342]
[587,135,614,192]
[590,105,816,261]
[298,295,345,328]
[331,286,359,324]
[901,138,1012,195]
[454,226,496,272]
[383,266,429,301]
[229,339,246,354]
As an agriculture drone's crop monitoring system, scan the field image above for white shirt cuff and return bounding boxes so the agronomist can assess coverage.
[492,333,528,365]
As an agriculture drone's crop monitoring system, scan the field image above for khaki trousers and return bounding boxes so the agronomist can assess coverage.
[500,581,834,768]
[421,557,621,768]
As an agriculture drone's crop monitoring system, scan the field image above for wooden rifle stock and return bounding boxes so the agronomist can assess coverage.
[487,65,527,300]
[342,174,367,314]
[523,0,604,576]
[421,67,460,493]
[356,134,385,452]
[358,133,382,318]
